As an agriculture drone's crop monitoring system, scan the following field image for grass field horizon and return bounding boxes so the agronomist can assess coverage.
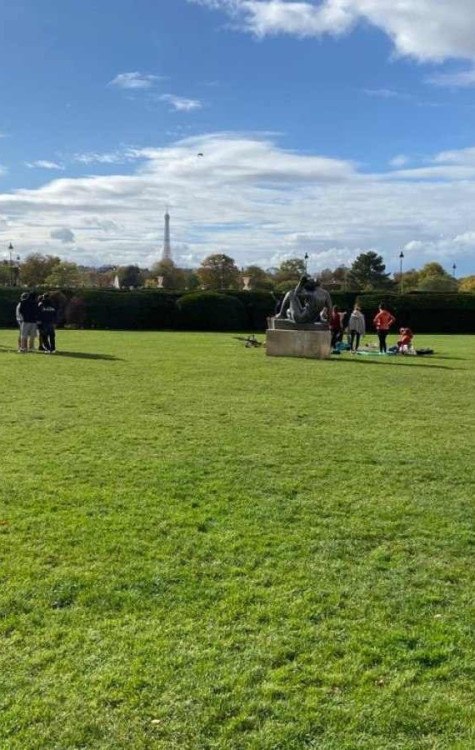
[1,330,474,749]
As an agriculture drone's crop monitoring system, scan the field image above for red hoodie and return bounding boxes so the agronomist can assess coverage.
[330,311,341,331]
[373,310,395,331]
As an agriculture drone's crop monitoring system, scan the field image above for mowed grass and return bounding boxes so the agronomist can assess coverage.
[0,330,474,750]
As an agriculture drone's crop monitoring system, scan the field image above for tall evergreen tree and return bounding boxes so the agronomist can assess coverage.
[348,252,392,290]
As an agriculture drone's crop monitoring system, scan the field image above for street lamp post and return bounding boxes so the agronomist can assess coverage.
[8,243,15,287]
[399,251,404,294]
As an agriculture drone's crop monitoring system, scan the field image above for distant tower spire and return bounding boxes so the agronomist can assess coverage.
[162,209,172,261]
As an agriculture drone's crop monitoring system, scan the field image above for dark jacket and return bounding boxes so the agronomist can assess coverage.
[19,298,39,323]
[39,302,57,326]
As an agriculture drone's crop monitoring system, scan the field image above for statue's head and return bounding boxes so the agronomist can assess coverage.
[303,278,317,292]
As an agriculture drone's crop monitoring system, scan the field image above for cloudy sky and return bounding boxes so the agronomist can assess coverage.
[1,0,475,275]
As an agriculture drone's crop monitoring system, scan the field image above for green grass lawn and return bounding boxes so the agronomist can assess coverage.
[0,330,474,750]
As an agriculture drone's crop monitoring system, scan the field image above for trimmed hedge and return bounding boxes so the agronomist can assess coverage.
[0,287,473,333]
[356,293,475,334]
[65,290,178,330]
[177,292,247,331]
[226,290,276,330]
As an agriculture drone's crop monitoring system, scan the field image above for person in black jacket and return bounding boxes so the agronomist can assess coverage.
[19,292,39,352]
[38,294,57,353]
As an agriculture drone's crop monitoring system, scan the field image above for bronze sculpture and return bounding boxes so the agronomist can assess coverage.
[275,276,332,328]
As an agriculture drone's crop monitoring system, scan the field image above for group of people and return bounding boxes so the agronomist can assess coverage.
[330,302,413,354]
[15,292,57,353]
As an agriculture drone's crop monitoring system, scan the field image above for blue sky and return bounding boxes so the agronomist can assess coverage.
[1,0,475,275]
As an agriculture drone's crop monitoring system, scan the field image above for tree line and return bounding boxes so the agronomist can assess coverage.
[1,250,473,293]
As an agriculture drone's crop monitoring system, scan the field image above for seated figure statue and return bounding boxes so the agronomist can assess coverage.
[276,276,332,327]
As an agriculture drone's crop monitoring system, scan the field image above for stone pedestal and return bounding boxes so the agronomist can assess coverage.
[266,318,331,359]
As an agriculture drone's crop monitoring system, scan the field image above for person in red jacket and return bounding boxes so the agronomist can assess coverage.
[397,327,414,353]
[373,303,395,353]
[330,305,342,349]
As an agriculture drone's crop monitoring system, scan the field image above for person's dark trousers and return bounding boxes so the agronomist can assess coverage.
[43,325,56,352]
[331,330,340,348]
[38,325,46,351]
[350,331,360,351]
[378,331,388,353]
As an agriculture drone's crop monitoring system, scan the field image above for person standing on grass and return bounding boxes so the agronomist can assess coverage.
[19,292,39,353]
[373,302,395,354]
[38,293,57,353]
[15,292,28,352]
[330,305,342,349]
[348,304,366,353]
[36,294,46,351]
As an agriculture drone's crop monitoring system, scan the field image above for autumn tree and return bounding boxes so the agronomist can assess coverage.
[197,254,240,290]
[20,254,61,286]
[417,275,458,292]
[317,265,350,289]
[274,258,306,284]
[150,259,186,290]
[44,261,85,288]
[242,265,274,291]
[416,262,457,292]
[181,269,200,291]
[0,262,11,286]
[393,268,421,292]
[459,275,475,292]
[117,265,144,288]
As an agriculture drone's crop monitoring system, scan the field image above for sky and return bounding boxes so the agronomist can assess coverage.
[1,0,475,276]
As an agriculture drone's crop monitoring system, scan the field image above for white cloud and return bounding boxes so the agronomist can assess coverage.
[427,66,475,88]
[25,160,64,170]
[50,227,75,243]
[73,150,140,165]
[433,147,475,165]
[191,0,475,61]
[109,71,161,89]
[389,155,409,168]
[0,133,475,272]
[160,94,203,111]
[363,88,411,101]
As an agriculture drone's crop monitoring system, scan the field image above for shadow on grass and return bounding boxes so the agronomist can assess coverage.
[428,355,466,361]
[331,357,458,371]
[55,351,122,361]
[0,345,121,361]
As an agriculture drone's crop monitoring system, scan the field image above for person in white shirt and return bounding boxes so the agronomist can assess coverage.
[15,292,29,352]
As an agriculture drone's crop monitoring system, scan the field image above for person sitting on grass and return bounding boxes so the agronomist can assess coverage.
[397,327,414,353]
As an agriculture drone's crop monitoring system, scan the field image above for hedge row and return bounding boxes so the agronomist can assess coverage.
[356,293,475,333]
[0,287,473,333]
